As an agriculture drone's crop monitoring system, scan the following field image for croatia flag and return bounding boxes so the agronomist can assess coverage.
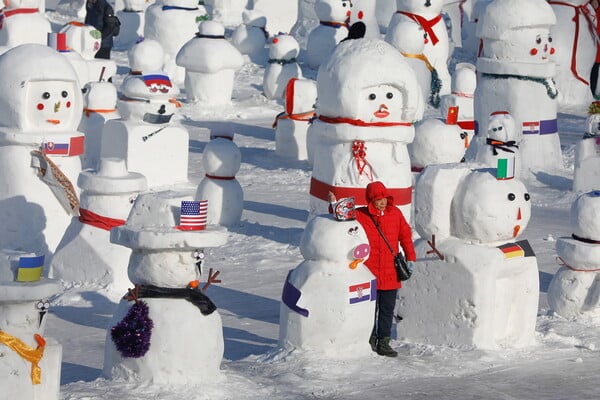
[176,200,208,231]
[522,121,540,135]
[17,255,45,282]
[348,279,377,304]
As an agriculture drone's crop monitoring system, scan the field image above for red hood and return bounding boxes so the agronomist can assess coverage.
[366,181,395,206]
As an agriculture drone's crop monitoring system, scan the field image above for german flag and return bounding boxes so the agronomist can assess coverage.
[497,240,535,260]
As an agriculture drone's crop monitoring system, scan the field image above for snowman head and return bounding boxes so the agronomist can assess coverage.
[300,215,370,267]
[451,168,531,243]
[59,22,102,60]
[477,0,556,62]
[586,101,600,136]
[268,34,300,60]
[452,63,476,95]
[0,44,82,132]
[386,19,426,54]
[314,0,353,23]
[396,0,444,15]
[117,73,177,122]
[317,38,423,122]
[128,39,165,74]
[487,111,518,143]
[83,81,118,111]
[411,117,467,169]
[571,190,600,242]
[202,137,241,177]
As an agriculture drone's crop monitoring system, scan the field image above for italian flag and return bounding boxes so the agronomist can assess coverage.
[497,157,515,180]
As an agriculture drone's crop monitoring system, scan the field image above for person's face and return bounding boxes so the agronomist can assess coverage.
[373,198,387,211]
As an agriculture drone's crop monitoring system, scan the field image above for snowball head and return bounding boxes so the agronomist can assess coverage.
[314,0,353,22]
[202,138,242,177]
[477,0,556,41]
[83,81,118,110]
[451,170,531,243]
[198,20,225,37]
[242,9,267,27]
[585,113,600,136]
[412,118,467,168]
[128,250,199,288]
[386,19,425,54]
[316,38,423,122]
[128,39,165,73]
[571,191,600,240]
[300,215,369,263]
[487,112,518,143]
[452,63,476,94]
[268,34,300,60]
[117,74,176,121]
[396,0,444,14]
[0,44,82,131]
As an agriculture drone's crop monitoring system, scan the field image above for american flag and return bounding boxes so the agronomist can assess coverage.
[179,200,208,230]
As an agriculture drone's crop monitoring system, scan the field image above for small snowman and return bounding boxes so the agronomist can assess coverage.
[263,33,302,101]
[231,10,269,63]
[474,0,562,174]
[440,62,476,142]
[0,44,85,256]
[548,190,600,319]
[0,0,51,49]
[305,0,352,69]
[385,18,442,108]
[409,106,467,172]
[279,198,375,357]
[50,158,147,295]
[400,160,538,349]
[386,0,452,95]
[127,38,165,74]
[176,20,244,105]
[274,77,317,161]
[195,131,244,227]
[104,191,227,383]
[79,81,120,170]
[573,101,600,193]
[100,71,188,188]
[0,251,63,400]
[474,111,522,178]
[115,0,151,50]
[350,0,380,38]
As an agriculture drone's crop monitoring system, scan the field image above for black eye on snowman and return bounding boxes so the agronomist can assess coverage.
[524,193,530,201]
[492,126,503,132]
[386,92,393,99]
[36,299,50,311]
[460,132,467,139]
[548,35,553,43]
[536,35,542,45]
[128,195,138,204]
[42,92,50,99]
[507,193,516,201]
[368,93,376,100]
[348,226,359,235]
[61,91,69,98]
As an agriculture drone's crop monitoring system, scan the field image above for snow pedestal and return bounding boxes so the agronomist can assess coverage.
[50,158,147,294]
[305,0,351,70]
[103,190,227,383]
[176,20,244,105]
[0,250,63,400]
[279,214,375,357]
[274,78,317,161]
[548,191,600,318]
[263,33,302,101]
[0,1,51,49]
[0,44,84,256]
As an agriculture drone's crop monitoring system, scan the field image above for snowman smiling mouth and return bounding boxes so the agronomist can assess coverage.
[374,104,389,118]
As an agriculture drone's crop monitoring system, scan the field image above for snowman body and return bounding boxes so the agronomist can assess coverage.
[305,0,351,69]
[263,34,302,101]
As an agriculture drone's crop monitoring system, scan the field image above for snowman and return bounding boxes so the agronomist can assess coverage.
[375,0,397,31]
[474,111,522,178]
[195,132,244,227]
[0,251,63,400]
[309,38,424,218]
[0,44,84,256]
[263,33,302,101]
[0,0,51,50]
[385,0,452,96]
[100,71,188,188]
[351,0,380,38]
[573,101,600,193]
[144,0,209,86]
[205,0,246,26]
[305,0,352,69]
[231,10,269,63]
[474,0,562,175]
[104,191,227,383]
[279,198,375,357]
[399,160,538,349]
[439,62,476,143]
[409,107,468,172]
[290,0,319,47]
[50,158,147,295]
[127,38,165,74]
[548,190,600,319]
[176,20,244,105]
[115,0,152,50]
[274,77,317,161]
[79,81,120,170]
[385,18,442,108]
[548,0,597,110]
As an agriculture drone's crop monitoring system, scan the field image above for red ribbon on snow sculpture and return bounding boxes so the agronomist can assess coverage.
[396,11,443,45]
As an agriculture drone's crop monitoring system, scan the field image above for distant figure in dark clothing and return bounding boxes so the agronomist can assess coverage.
[85,0,116,59]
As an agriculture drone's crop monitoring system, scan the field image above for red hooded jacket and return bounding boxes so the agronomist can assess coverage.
[355,181,416,290]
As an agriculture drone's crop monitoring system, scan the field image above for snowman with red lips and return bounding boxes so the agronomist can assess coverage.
[308,37,423,218]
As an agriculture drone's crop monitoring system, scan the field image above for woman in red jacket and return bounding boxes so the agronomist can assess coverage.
[355,181,416,357]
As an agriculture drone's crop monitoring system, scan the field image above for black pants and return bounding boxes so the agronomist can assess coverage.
[95,47,111,59]
[372,289,397,339]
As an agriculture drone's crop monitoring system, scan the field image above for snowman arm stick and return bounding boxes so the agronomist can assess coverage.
[426,235,445,260]
[201,268,221,293]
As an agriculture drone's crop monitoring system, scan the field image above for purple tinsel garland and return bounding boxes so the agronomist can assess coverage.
[111,300,154,358]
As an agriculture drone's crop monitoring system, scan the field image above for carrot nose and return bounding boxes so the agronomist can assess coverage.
[517,208,522,220]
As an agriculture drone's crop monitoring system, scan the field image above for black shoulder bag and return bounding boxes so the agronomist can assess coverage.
[369,215,412,281]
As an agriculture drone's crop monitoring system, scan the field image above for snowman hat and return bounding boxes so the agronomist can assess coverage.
[0,251,61,302]
[78,158,147,194]
[110,190,227,250]
[477,0,556,40]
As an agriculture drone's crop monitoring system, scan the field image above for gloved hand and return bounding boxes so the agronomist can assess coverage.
[407,261,415,274]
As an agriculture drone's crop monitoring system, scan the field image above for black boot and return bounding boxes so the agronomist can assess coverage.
[369,335,377,352]
[376,337,398,357]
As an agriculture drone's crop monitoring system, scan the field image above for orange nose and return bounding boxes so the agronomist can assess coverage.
[517,208,522,220]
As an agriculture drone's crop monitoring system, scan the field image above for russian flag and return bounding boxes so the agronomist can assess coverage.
[143,74,172,88]
[349,279,377,304]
